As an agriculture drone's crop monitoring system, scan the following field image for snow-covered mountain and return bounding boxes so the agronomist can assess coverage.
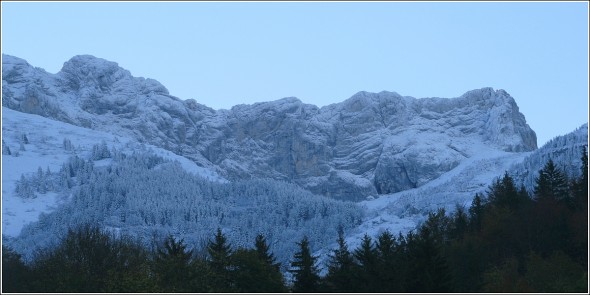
[2,54,537,201]
[2,105,585,269]
[1,107,224,237]
[3,54,587,270]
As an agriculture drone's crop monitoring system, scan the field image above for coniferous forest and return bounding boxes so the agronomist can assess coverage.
[2,147,588,293]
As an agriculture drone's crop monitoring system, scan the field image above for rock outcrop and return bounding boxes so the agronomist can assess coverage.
[2,54,538,201]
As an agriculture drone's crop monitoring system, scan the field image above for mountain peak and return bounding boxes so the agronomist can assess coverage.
[55,55,169,96]
[3,54,539,200]
[2,54,30,67]
[59,55,130,89]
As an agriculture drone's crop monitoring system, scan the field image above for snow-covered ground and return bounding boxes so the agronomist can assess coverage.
[2,106,532,254]
[1,107,224,237]
[315,142,531,267]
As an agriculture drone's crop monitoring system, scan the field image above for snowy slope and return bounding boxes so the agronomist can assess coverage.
[312,143,531,266]
[509,123,588,192]
[1,107,224,237]
[4,105,586,272]
[316,124,587,267]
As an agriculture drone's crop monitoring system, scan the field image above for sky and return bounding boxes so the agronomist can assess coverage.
[1,1,588,146]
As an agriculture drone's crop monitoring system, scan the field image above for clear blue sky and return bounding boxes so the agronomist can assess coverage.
[2,1,588,146]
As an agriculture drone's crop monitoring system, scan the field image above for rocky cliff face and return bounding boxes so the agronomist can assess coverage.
[2,54,538,201]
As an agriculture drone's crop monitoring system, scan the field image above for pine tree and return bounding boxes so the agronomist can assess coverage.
[154,235,194,292]
[207,228,234,292]
[21,133,29,144]
[325,228,356,292]
[572,145,588,208]
[375,230,402,292]
[407,225,453,292]
[63,138,73,151]
[353,234,378,292]
[37,166,47,194]
[488,172,522,209]
[534,159,569,202]
[231,248,287,292]
[2,139,11,155]
[2,245,31,292]
[254,233,279,270]
[450,205,469,239]
[469,193,485,232]
[289,235,320,293]
[518,184,530,201]
[228,233,287,292]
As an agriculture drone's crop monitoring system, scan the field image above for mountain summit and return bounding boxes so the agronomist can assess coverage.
[2,54,537,200]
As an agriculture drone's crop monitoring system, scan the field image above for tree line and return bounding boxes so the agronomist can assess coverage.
[2,147,588,293]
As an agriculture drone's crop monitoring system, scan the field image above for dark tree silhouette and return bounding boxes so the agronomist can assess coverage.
[289,235,320,293]
[325,227,356,292]
[207,228,234,292]
[534,159,569,202]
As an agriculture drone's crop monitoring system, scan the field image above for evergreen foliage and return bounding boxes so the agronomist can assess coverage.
[2,245,30,292]
[231,248,287,292]
[9,150,364,266]
[289,236,321,293]
[324,227,356,292]
[534,159,570,202]
[207,228,234,292]
[488,172,529,209]
[2,139,11,155]
[2,150,586,293]
[254,233,280,270]
[153,236,195,292]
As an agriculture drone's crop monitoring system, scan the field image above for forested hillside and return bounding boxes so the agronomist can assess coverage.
[3,147,587,293]
[4,146,363,268]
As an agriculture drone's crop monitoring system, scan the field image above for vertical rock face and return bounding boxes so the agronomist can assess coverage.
[2,54,538,201]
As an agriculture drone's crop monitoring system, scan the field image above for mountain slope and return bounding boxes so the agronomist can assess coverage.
[2,54,537,201]
[509,123,588,192]
[316,123,587,265]
[1,107,363,268]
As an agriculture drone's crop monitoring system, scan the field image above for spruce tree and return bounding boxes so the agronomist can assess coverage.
[325,229,356,292]
[254,233,280,270]
[2,245,31,292]
[289,235,320,293]
[353,234,378,292]
[231,233,287,292]
[376,230,401,292]
[231,248,286,292]
[572,145,588,208]
[534,159,569,202]
[154,235,194,292]
[469,193,485,232]
[450,205,469,239]
[207,228,234,292]
[29,225,153,293]
[407,225,453,292]
[2,139,11,155]
[488,172,521,209]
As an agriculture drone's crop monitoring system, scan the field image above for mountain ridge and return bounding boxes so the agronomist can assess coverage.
[3,54,538,201]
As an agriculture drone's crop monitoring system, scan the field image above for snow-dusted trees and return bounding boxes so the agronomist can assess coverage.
[20,133,29,144]
[9,150,365,268]
[63,138,74,151]
[2,139,11,155]
[91,141,111,160]
[15,174,36,198]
